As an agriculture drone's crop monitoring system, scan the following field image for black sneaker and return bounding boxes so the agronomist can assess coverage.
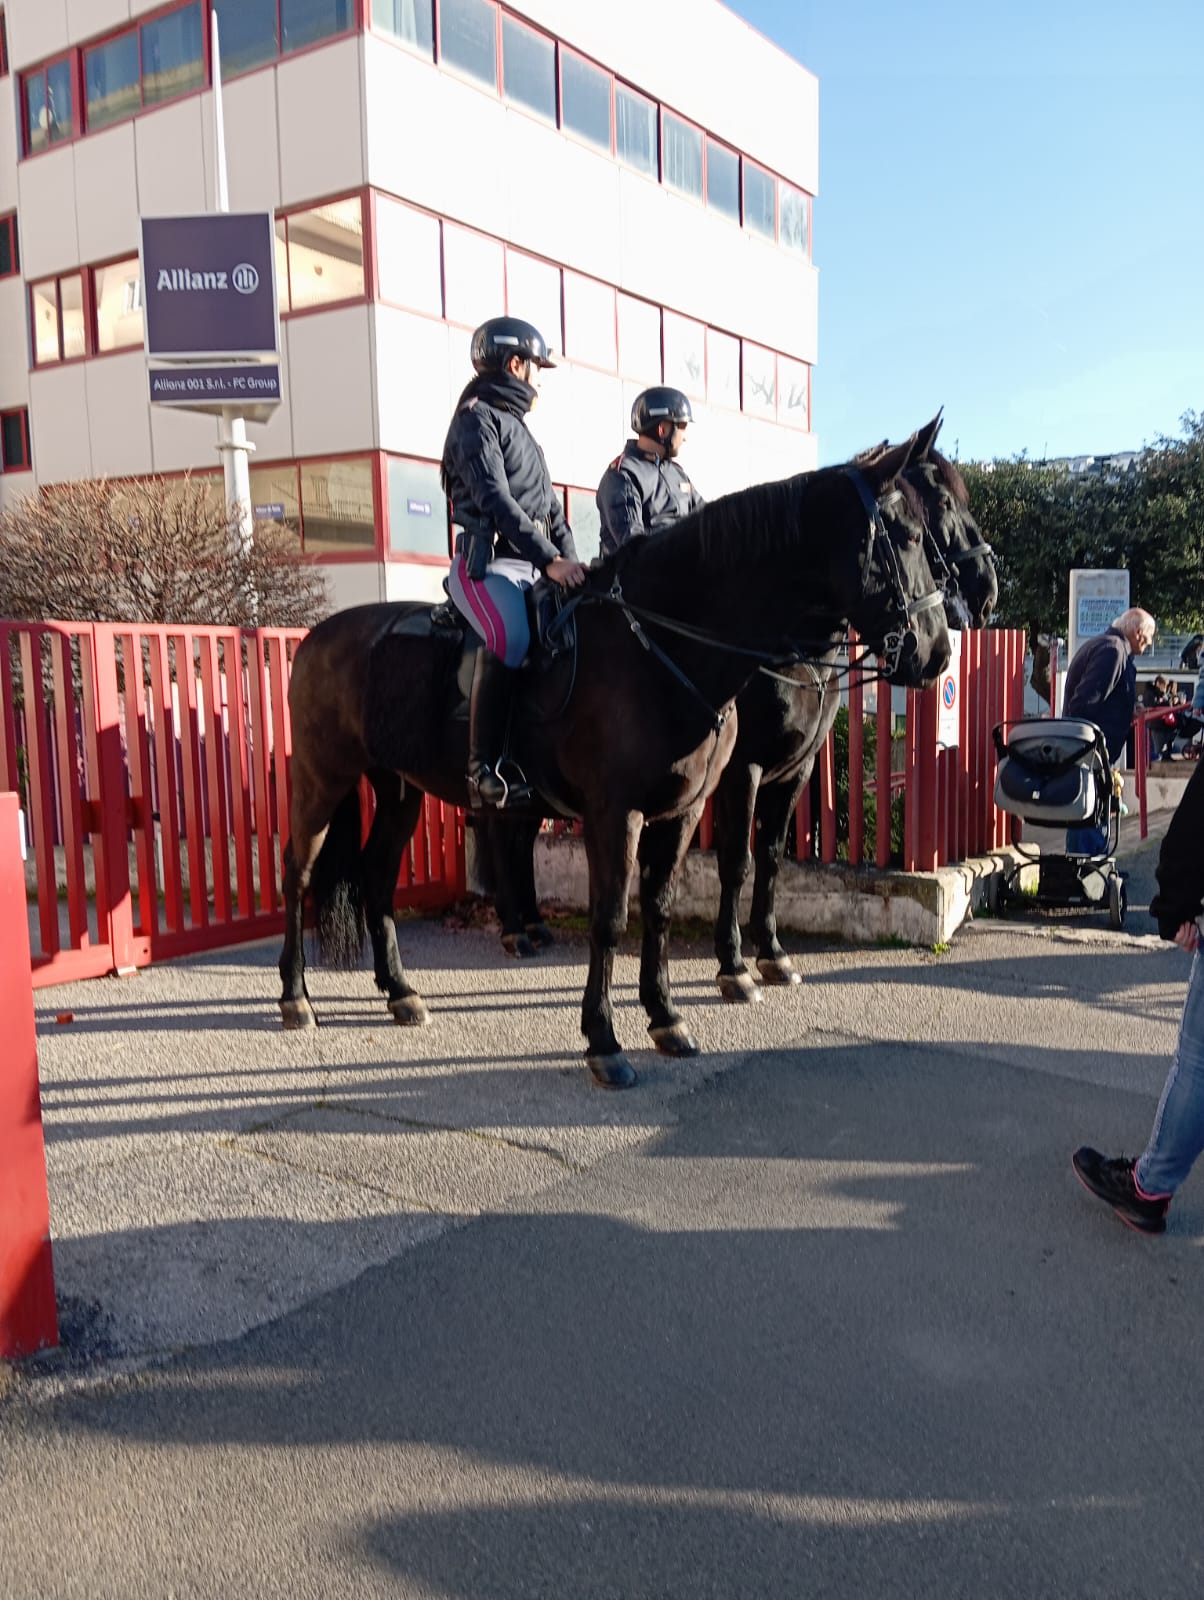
[1071,1147,1171,1235]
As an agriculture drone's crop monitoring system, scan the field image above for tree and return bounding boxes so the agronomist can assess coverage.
[0,476,330,627]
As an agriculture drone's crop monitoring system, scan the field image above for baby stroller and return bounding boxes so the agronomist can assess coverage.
[991,717,1127,928]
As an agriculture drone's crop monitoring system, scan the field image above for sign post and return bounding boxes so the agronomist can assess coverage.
[937,630,962,748]
[1069,569,1130,663]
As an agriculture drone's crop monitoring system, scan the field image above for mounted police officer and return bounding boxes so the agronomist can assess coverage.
[442,316,586,809]
[596,386,705,559]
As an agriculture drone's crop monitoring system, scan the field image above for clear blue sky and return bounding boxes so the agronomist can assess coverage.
[728,0,1204,465]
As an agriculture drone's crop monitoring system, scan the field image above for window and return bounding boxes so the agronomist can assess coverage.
[502,15,554,121]
[84,30,140,131]
[387,457,449,556]
[249,463,302,544]
[505,250,561,354]
[94,258,145,352]
[375,196,443,315]
[0,409,31,473]
[663,310,705,399]
[141,3,204,108]
[744,162,777,240]
[663,113,702,200]
[31,273,85,365]
[24,56,76,154]
[372,0,434,56]
[781,185,810,258]
[566,488,601,565]
[280,196,364,312]
[442,224,503,327]
[281,0,354,56]
[439,0,498,90]
[300,458,376,553]
[560,50,610,152]
[213,0,279,77]
[615,83,656,176]
[706,328,740,410]
[742,342,777,418]
[706,139,739,220]
[0,213,18,279]
[617,293,661,381]
[778,356,810,429]
[562,272,616,371]
[0,10,8,79]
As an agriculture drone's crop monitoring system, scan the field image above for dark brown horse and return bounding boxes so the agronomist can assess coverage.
[279,439,951,1089]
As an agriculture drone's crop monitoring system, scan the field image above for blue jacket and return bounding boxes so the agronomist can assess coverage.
[1063,626,1136,763]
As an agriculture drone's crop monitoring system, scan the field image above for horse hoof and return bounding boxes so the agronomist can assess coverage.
[525,922,555,950]
[649,1022,701,1058]
[757,957,802,987]
[281,999,317,1031]
[389,994,430,1027]
[717,971,762,1004]
[501,933,538,959]
[586,1052,638,1090]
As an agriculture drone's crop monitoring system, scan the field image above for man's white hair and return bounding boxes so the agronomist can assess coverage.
[1113,607,1156,638]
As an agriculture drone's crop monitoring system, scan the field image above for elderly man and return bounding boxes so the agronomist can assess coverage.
[1063,607,1156,852]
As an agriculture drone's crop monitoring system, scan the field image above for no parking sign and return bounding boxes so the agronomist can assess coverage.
[937,631,962,748]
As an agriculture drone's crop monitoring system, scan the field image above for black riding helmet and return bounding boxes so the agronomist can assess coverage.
[470,316,557,374]
[632,386,693,435]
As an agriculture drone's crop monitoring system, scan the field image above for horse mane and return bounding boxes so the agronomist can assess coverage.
[929,448,970,509]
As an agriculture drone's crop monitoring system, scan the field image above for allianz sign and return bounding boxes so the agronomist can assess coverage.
[156,263,261,295]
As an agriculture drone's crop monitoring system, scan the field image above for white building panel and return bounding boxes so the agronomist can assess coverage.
[85,353,154,480]
[66,0,130,43]
[329,562,386,610]
[0,84,19,214]
[0,279,29,406]
[29,363,93,483]
[16,147,80,280]
[374,306,456,459]
[497,106,622,288]
[6,0,70,72]
[383,561,446,604]
[278,36,365,210]
[75,123,139,266]
[134,97,208,219]
[530,361,624,492]
[288,303,375,457]
[200,71,283,215]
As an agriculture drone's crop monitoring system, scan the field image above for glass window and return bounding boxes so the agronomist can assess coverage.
[566,488,601,565]
[376,197,443,316]
[706,140,739,220]
[94,258,144,352]
[744,163,776,240]
[281,0,353,55]
[615,84,656,176]
[505,250,561,354]
[31,280,61,364]
[85,30,140,131]
[274,217,290,312]
[562,272,616,371]
[617,293,660,381]
[0,214,17,278]
[663,311,705,399]
[141,4,204,106]
[59,273,85,359]
[24,73,48,154]
[778,355,810,429]
[1,411,29,472]
[284,197,364,310]
[663,112,702,200]
[742,342,777,417]
[442,224,504,328]
[300,458,376,554]
[371,0,434,56]
[560,51,609,152]
[387,457,449,556]
[0,11,8,79]
[213,0,279,77]
[249,463,301,544]
[26,59,75,153]
[781,185,810,257]
[439,0,497,89]
[707,327,740,410]
[502,16,554,121]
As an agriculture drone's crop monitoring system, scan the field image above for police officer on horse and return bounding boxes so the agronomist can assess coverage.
[441,316,587,809]
[596,386,705,559]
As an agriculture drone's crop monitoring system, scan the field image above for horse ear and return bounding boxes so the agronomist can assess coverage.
[913,409,944,461]
[858,436,915,492]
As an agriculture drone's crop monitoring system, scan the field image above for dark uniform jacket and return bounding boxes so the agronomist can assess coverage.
[441,372,577,571]
[1150,757,1204,939]
[596,440,704,560]
[1063,626,1137,764]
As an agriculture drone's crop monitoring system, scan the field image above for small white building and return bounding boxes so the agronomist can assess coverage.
[0,0,818,609]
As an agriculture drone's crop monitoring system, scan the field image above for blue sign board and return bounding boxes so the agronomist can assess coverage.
[149,365,281,406]
[254,503,287,521]
[407,499,433,516]
[141,213,279,360]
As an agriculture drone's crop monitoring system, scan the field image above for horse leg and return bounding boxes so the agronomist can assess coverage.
[639,810,704,1057]
[518,819,555,951]
[712,760,763,1004]
[581,808,641,1090]
[749,772,808,986]
[279,786,344,1030]
[363,771,430,1026]
[490,815,541,959]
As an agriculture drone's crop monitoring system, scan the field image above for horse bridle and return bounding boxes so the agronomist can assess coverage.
[844,468,945,679]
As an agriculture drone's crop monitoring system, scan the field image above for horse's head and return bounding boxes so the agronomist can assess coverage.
[841,437,952,689]
[907,412,998,629]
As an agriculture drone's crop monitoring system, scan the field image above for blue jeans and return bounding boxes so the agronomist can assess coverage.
[1135,948,1204,1198]
[1066,825,1108,855]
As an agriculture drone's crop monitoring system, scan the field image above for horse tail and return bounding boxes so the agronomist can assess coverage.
[309,787,367,968]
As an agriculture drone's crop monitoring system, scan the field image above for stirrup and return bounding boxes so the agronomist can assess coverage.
[468,765,509,809]
[496,756,532,807]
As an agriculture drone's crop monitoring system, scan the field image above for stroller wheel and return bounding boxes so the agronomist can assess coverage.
[1108,873,1127,930]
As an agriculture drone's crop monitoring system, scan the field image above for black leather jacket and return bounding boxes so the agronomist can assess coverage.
[441,372,576,571]
[1150,757,1204,939]
[596,440,704,560]
[1063,627,1137,765]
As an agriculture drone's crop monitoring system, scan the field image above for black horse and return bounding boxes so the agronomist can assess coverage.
[279,439,951,1089]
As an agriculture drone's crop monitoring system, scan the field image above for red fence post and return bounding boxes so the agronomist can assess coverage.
[0,792,58,1359]
[84,628,138,974]
[848,637,865,867]
[876,678,893,866]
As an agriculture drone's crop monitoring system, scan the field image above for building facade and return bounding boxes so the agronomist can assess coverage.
[0,0,818,610]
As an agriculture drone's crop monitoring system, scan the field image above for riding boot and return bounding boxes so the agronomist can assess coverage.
[466,648,513,809]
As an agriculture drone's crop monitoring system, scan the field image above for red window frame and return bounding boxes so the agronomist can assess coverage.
[0,10,9,79]
[276,188,371,320]
[742,158,779,243]
[703,135,741,222]
[613,79,658,179]
[435,0,501,93]
[498,10,557,124]
[556,43,613,156]
[89,254,146,357]
[0,408,32,473]
[30,271,92,367]
[0,212,18,279]
[661,106,705,204]
[21,51,81,157]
